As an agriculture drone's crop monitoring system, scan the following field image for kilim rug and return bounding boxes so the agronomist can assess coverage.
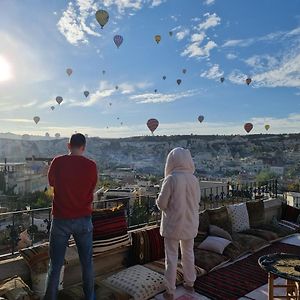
[194,242,300,300]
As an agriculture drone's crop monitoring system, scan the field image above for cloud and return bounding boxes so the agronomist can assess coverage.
[176,29,190,41]
[130,90,199,104]
[200,64,224,79]
[244,54,279,71]
[0,118,35,123]
[150,0,166,7]
[228,69,247,85]
[181,13,220,58]
[222,38,254,48]
[226,53,237,60]
[102,0,143,13]
[57,1,100,45]
[203,0,215,5]
[118,81,152,94]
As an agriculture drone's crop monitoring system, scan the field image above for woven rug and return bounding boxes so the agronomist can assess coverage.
[194,242,300,300]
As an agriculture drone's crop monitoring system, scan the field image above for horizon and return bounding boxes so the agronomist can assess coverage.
[0,0,299,138]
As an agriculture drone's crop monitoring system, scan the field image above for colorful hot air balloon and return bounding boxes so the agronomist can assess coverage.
[220,77,225,83]
[55,133,60,138]
[66,68,72,76]
[84,91,89,98]
[198,115,204,123]
[95,10,109,29]
[169,31,173,37]
[113,35,123,48]
[154,89,157,93]
[162,75,166,80]
[51,106,55,111]
[155,35,161,44]
[246,77,252,85]
[244,123,253,133]
[56,96,63,105]
[147,118,159,134]
[265,124,270,131]
[182,69,187,74]
[33,116,40,124]
[177,79,182,85]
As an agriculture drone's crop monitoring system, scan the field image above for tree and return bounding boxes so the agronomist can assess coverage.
[256,170,277,183]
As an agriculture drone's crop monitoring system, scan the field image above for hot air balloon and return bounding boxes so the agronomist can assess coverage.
[45,132,50,138]
[66,68,72,76]
[162,76,166,80]
[51,106,55,111]
[115,85,119,90]
[109,102,112,106]
[84,91,89,98]
[113,35,123,48]
[117,117,120,120]
[120,122,123,126]
[95,10,109,29]
[169,31,173,37]
[177,79,182,85]
[244,123,253,133]
[102,70,106,75]
[147,118,159,134]
[246,77,252,85]
[55,133,60,138]
[33,116,40,124]
[155,35,161,44]
[265,124,270,131]
[154,89,157,93]
[182,69,187,74]
[220,77,225,83]
[56,96,63,105]
[198,115,204,123]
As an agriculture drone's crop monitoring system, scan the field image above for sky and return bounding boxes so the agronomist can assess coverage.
[0,0,299,138]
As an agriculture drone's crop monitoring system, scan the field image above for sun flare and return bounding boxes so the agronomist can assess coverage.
[0,55,13,82]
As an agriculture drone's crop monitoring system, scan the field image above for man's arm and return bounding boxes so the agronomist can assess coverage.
[156,176,172,211]
[91,162,98,191]
[48,158,56,187]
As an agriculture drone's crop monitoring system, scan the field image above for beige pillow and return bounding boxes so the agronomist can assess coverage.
[197,236,231,255]
[209,225,232,241]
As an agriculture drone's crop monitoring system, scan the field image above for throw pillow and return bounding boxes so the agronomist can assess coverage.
[103,265,165,300]
[0,276,34,300]
[92,205,130,255]
[281,203,300,223]
[207,206,232,234]
[227,203,250,232]
[197,236,231,255]
[198,210,210,233]
[246,200,265,227]
[209,225,232,241]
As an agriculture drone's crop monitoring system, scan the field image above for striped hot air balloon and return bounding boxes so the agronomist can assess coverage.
[113,35,123,48]
[147,118,159,134]
[244,123,253,133]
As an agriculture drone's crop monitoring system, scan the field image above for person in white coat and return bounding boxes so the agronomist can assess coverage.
[156,147,200,300]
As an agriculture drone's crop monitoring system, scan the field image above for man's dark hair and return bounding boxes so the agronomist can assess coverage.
[69,133,86,148]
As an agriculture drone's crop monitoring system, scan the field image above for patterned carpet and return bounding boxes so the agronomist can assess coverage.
[194,242,300,300]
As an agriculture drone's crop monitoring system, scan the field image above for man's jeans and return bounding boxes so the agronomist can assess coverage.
[44,216,94,300]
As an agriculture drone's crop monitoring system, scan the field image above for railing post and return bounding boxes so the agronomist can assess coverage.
[275,179,278,198]
[11,214,15,255]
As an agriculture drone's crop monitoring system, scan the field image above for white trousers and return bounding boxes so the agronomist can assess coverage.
[164,238,196,294]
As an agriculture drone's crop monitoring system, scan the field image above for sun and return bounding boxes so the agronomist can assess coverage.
[0,55,13,82]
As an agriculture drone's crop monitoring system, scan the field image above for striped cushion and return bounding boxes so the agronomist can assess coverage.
[19,242,49,273]
[278,219,300,231]
[92,206,130,254]
[0,276,34,300]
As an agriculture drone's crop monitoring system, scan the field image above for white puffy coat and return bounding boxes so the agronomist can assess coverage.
[156,147,200,240]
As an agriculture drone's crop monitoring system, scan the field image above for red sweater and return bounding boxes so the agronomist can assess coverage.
[48,154,98,219]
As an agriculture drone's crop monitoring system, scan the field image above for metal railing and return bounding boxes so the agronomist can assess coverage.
[0,179,278,257]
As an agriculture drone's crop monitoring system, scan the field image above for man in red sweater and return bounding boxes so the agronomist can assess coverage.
[44,133,98,300]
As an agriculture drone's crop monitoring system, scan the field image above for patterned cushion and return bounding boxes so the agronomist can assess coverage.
[103,265,165,300]
[92,205,130,255]
[207,206,232,234]
[130,226,164,265]
[144,259,206,284]
[194,249,229,272]
[227,203,250,232]
[246,200,265,227]
[198,236,231,254]
[19,242,49,273]
[209,225,232,241]
[281,203,300,222]
[0,276,34,300]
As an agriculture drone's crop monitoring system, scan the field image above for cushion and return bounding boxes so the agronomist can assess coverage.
[258,221,295,238]
[281,203,300,222]
[92,205,130,255]
[222,242,246,260]
[227,203,250,232]
[0,276,34,300]
[207,206,232,234]
[103,265,165,300]
[231,232,269,253]
[246,200,265,227]
[144,259,206,284]
[194,249,229,272]
[147,227,164,262]
[197,236,231,254]
[241,228,278,241]
[209,225,232,241]
[194,232,208,248]
[198,210,210,233]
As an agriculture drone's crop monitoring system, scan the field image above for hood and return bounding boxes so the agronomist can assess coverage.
[164,147,195,177]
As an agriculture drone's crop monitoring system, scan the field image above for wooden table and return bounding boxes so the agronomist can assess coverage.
[259,253,300,300]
